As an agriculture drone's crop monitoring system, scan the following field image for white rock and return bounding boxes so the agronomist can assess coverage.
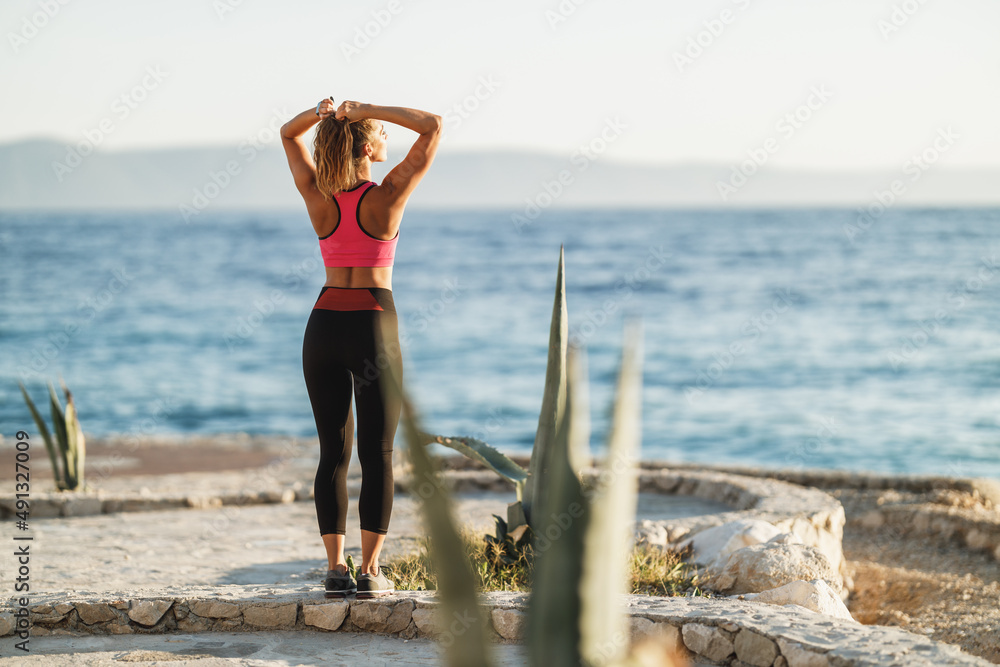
[350,599,414,634]
[74,602,117,625]
[744,580,855,622]
[242,603,297,628]
[303,602,348,631]
[733,628,779,667]
[491,608,526,641]
[127,600,172,627]
[711,542,841,595]
[776,638,831,667]
[189,600,240,619]
[681,622,734,662]
[412,608,442,637]
[629,616,656,643]
[678,519,782,567]
[635,520,668,548]
[766,532,803,545]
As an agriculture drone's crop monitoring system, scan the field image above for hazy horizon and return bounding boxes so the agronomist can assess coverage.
[3,0,999,174]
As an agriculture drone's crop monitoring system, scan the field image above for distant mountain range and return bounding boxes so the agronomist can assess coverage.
[1,138,997,211]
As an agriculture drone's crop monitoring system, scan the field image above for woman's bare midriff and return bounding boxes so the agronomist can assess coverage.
[324,266,393,290]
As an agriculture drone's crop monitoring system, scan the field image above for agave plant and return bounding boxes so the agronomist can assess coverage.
[18,379,87,491]
[401,314,682,666]
[420,245,591,539]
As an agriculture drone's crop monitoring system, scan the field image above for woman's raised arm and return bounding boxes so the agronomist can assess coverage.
[337,101,442,211]
[279,99,335,206]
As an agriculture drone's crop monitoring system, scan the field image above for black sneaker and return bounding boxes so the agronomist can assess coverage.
[356,566,395,599]
[324,566,356,598]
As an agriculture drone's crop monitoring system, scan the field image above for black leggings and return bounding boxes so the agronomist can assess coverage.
[302,286,401,536]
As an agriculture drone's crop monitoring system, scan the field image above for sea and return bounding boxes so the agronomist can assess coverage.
[1,208,998,479]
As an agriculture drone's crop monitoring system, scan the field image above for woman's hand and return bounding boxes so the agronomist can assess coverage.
[317,97,336,120]
[335,100,368,122]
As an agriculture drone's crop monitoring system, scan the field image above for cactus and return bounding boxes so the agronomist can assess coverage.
[18,379,86,491]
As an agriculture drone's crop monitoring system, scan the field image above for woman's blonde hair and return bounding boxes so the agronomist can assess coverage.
[313,117,381,199]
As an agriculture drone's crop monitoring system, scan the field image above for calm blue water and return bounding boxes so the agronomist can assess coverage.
[1,208,998,478]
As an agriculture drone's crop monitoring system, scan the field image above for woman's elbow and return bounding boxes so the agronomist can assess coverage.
[424,114,443,136]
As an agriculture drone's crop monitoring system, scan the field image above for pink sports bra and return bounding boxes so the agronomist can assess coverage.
[319,181,398,268]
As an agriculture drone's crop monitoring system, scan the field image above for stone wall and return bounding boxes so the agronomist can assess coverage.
[1,587,990,666]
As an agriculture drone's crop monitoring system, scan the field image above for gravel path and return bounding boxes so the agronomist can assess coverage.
[837,488,1000,664]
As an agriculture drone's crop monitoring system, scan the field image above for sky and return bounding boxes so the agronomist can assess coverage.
[2,0,999,170]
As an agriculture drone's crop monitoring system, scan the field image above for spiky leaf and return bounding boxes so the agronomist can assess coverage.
[18,382,62,487]
[568,346,593,476]
[524,245,569,522]
[62,383,86,491]
[47,382,72,490]
[390,373,492,667]
[422,433,527,499]
[526,346,588,667]
[579,321,643,666]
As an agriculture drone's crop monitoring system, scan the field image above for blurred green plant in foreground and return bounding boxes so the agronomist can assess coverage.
[18,379,87,491]
[393,247,689,666]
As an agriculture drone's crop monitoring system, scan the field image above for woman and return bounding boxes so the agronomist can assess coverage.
[280,97,441,598]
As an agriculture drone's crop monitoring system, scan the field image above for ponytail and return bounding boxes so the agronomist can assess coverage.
[313,117,380,199]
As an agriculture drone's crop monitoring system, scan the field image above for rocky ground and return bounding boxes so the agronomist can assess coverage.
[3,434,998,663]
[835,487,1000,664]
